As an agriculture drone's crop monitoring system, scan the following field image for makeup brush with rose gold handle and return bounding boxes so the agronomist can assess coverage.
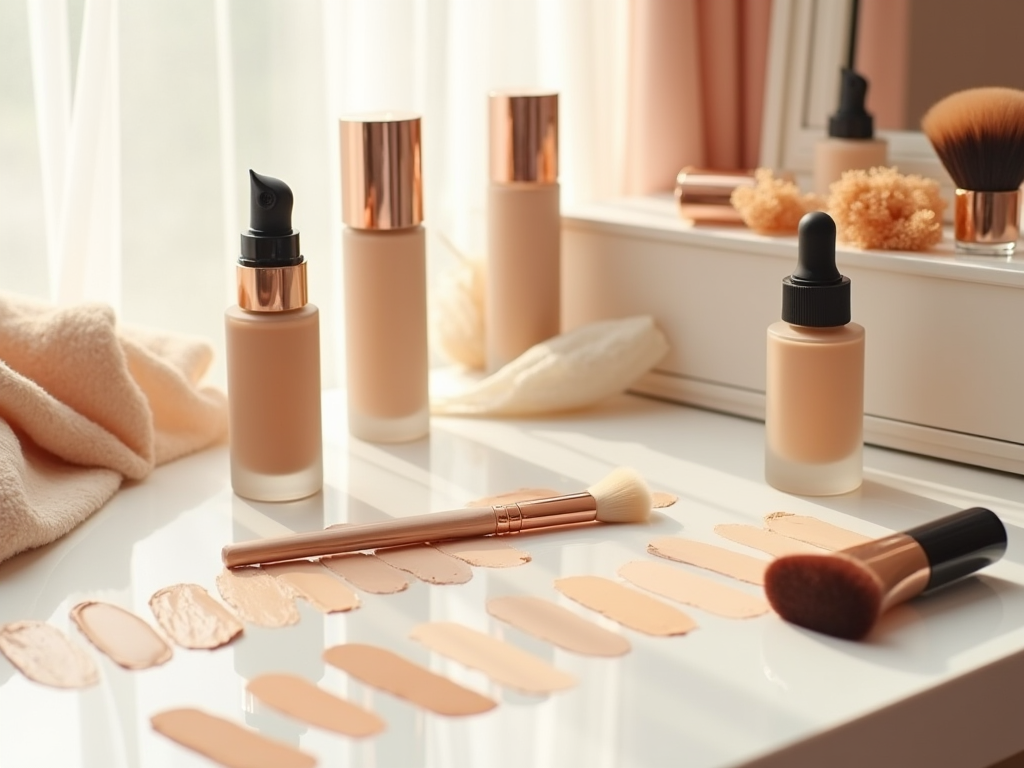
[222,467,652,568]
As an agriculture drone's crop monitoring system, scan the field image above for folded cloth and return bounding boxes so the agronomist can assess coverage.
[0,292,227,563]
[431,315,669,417]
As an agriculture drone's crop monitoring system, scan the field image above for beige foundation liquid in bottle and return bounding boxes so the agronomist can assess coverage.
[339,114,429,443]
[487,91,560,372]
[765,212,864,495]
[225,171,323,502]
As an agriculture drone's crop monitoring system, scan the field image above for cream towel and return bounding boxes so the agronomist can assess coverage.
[0,292,227,563]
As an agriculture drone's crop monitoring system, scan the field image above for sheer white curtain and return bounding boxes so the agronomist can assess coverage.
[1,0,629,387]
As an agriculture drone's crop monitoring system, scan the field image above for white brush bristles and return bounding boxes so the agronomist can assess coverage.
[587,467,652,524]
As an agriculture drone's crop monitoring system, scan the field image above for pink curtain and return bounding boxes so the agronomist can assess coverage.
[625,0,773,195]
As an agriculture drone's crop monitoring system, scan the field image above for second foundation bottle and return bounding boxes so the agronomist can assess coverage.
[487,91,560,372]
[765,212,864,496]
[339,113,429,443]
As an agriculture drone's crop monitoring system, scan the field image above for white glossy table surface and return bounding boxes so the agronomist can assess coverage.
[2,390,1024,768]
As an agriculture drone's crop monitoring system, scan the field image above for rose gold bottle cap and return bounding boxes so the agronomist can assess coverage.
[489,91,558,184]
[339,113,423,230]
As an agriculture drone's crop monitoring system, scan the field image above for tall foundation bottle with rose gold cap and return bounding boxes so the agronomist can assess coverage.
[765,211,864,496]
[339,113,429,443]
[225,170,323,502]
[487,91,560,372]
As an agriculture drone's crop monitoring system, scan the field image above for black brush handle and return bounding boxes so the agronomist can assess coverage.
[905,507,1007,592]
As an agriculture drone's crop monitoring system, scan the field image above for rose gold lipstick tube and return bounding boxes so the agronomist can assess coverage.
[954,189,1020,256]
[487,91,560,372]
[675,167,755,223]
[339,113,429,443]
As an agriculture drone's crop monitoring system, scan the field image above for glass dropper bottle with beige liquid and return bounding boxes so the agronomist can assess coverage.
[765,211,864,495]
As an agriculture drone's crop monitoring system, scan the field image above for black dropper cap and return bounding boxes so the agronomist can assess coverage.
[240,170,302,267]
[828,70,874,139]
[781,212,851,327]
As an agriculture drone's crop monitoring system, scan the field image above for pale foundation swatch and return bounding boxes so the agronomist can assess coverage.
[247,673,385,738]
[651,492,678,508]
[323,643,496,716]
[216,567,299,628]
[0,620,99,689]
[151,708,315,768]
[70,601,172,670]
[618,561,768,619]
[467,488,561,506]
[434,537,531,568]
[648,537,768,586]
[486,595,630,657]
[374,544,472,585]
[263,561,360,613]
[320,553,410,594]
[764,511,873,551]
[149,584,243,650]
[555,576,697,637]
[715,524,827,558]
[411,621,576,695]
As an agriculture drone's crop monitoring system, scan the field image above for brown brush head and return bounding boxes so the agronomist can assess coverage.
[921,87,1024,191]
[764,554,884,640]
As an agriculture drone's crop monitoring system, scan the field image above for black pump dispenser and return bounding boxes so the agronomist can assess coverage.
[829,70,874,139]
[782,212,851,327]
[240,170,302,267]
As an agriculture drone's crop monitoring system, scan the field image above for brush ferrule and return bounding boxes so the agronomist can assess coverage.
[493,492,597,532]
[954,189,1020,255]
[839,532,931,612]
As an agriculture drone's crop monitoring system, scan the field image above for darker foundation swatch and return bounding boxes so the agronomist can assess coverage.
[555,576,697,636]
[648,537,769,585]
[764,511,872,550]
[149,584,243,650]
[486,595,630,656]
[247,673,385,738]
[434,537,531,568]
[263,561,360,613]
[0,620,99,689]
[374,544,472,584]
[320,553,411,594]
[70,601,172,670]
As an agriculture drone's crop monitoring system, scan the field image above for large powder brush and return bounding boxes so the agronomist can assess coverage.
[921,87,1024,255]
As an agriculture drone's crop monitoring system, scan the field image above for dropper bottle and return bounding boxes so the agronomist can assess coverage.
[765,212,864,495]
[813,0,887,195]
[225,170,323,502]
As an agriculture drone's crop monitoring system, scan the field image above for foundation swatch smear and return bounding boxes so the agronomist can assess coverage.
[216,567,299,628]
[555,576,697,637]
[467,488,561,507]
[323,643,496,716]
[151,708,316,768]
[247,673,385,738]
[648,537,768,586]
[70,601,172,670]
[434,537,531,568]
[320,553,410,594]
[486,595,630,657]
[411,621,576,695]
[374,544,472,585]
[618,561,768,619]
[764,511,873,551]
[263,561,360,613]
[0,620,99,689]
[149,584,243,650]
[715,524,827,558]
[651,492,678,508]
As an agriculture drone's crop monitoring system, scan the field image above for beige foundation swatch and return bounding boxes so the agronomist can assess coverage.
[618,561,768,619]
[467,488,561,506]
[374,544,472,585]
[648,537,769,585]
[320,553,410,594]
[0,620,99,689]
[651,492,678,508]
[263,561,360,613]
[411,621,575,695]
[247,673,385,738]
[764,511,873,551]
[70,602,172,670]
[323,643,496,716]
[151,708,315,768]
[555,576,697,637]
[433,537,531,568]
[216,567,299,628]
[149,584,243,650]
[486,595,630,657]
[715,524,827,558]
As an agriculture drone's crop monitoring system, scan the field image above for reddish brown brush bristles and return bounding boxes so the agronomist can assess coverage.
[921,87,1024,191]
[764,554,883,640]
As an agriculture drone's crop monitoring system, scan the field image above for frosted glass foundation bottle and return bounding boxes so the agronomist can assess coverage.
[225,170,323,502]
[765,212,864,495]
[487,91,560,372]
[339,113,429,443]
[814,69,887,195]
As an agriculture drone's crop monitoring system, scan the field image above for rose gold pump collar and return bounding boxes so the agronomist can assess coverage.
[237,262,308,312]
[339,113,423,230]
[489,91,558,184]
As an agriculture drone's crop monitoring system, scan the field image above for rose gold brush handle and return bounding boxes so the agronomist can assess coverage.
[221,492,597,568]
